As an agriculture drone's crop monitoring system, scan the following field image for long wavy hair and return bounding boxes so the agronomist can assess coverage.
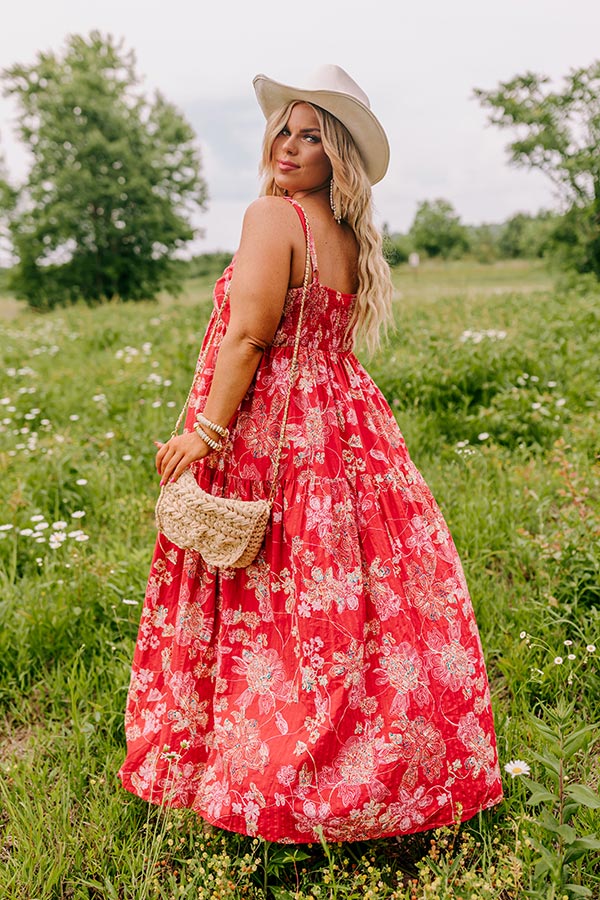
[259,101,393,354]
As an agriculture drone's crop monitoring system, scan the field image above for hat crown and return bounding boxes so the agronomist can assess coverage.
[304,65,371,110]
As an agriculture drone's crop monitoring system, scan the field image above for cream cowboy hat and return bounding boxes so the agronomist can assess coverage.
[252,64,390,185]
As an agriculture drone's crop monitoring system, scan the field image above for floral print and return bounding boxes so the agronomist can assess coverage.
[118,199,503,842]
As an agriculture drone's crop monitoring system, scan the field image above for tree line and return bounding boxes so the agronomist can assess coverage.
[0,32,598,309]
[383,202,558,266]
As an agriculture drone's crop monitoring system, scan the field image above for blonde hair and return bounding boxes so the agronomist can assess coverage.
[259,102,393,355]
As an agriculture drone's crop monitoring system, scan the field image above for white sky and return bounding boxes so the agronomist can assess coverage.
[1,0,599,253]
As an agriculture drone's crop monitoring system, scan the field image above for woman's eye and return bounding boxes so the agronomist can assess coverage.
[280,128,290,136]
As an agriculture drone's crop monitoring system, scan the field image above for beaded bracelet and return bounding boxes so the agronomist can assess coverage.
[196,411,229,441]
[193,422,223,453]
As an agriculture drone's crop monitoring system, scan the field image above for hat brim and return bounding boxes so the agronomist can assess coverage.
[253,74,389,185]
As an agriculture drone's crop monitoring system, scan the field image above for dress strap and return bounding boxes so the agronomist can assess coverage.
[284,196,318,276]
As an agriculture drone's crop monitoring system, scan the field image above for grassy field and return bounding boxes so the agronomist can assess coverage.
[0,259,598,899]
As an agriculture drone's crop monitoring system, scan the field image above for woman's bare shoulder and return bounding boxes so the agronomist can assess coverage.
[241,196,298,234]
[234,197,299,274]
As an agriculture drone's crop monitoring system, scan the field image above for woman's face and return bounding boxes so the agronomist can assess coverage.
[271,102,332,196]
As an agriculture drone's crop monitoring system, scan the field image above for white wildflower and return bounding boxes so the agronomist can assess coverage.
[504,760,531,778]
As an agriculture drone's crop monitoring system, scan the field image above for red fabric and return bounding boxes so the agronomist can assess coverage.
[118,199,503,842]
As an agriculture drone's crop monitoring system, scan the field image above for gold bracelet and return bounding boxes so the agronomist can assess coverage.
[193,422,223,453]
[196,411,229,441]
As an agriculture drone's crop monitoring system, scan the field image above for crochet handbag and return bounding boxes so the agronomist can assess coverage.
[155,226,311,569]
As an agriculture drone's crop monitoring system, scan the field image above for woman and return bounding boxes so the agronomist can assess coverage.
[119,65,503,843]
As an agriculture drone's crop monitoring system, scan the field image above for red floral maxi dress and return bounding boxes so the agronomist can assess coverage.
[118,199,503,843]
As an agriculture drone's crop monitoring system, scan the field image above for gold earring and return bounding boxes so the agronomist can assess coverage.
[329,179,342,224]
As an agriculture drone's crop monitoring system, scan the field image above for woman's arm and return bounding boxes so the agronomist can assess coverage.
[156,197,297,484]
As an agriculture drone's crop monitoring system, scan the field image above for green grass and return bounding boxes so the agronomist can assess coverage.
[392,257,553,302]
[0,259,598,899]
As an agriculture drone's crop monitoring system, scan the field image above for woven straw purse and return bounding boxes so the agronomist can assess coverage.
[155,224,311,569]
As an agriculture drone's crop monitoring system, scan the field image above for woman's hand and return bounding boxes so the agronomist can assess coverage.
[154,432,211,485]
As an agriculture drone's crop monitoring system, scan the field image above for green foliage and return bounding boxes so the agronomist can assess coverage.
[475,60,600,279]
[1,31,207,310]
[0,261,599,897]
[519,701,600,897]
[382,223,414,267]
[498,211,557,259]
[546,204,600,278]
[370,286,599,452]
[409,199,470,260]
[184,252,235,280]
[0,149,17,265]
[0,266,10,293]
[467,223,501,263]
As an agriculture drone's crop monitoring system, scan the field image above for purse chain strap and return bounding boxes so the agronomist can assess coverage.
[169,206,312,508]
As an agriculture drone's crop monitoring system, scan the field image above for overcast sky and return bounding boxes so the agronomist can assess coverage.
[1,0,599,253]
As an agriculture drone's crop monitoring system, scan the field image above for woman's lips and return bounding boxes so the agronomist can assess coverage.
[278,160,300,171]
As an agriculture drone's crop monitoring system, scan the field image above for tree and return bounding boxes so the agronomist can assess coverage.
[1,31,208,309]
[475,61,600,278]
[0,150,17,265]
[498,211,556,259]
[409,199,470,260]
[381,222,413,266]
[467,223,501,263]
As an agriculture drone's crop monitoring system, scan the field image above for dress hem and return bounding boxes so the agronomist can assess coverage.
[118,776,504,845]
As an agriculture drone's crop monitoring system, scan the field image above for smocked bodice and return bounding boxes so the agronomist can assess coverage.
[213,197,357,355]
